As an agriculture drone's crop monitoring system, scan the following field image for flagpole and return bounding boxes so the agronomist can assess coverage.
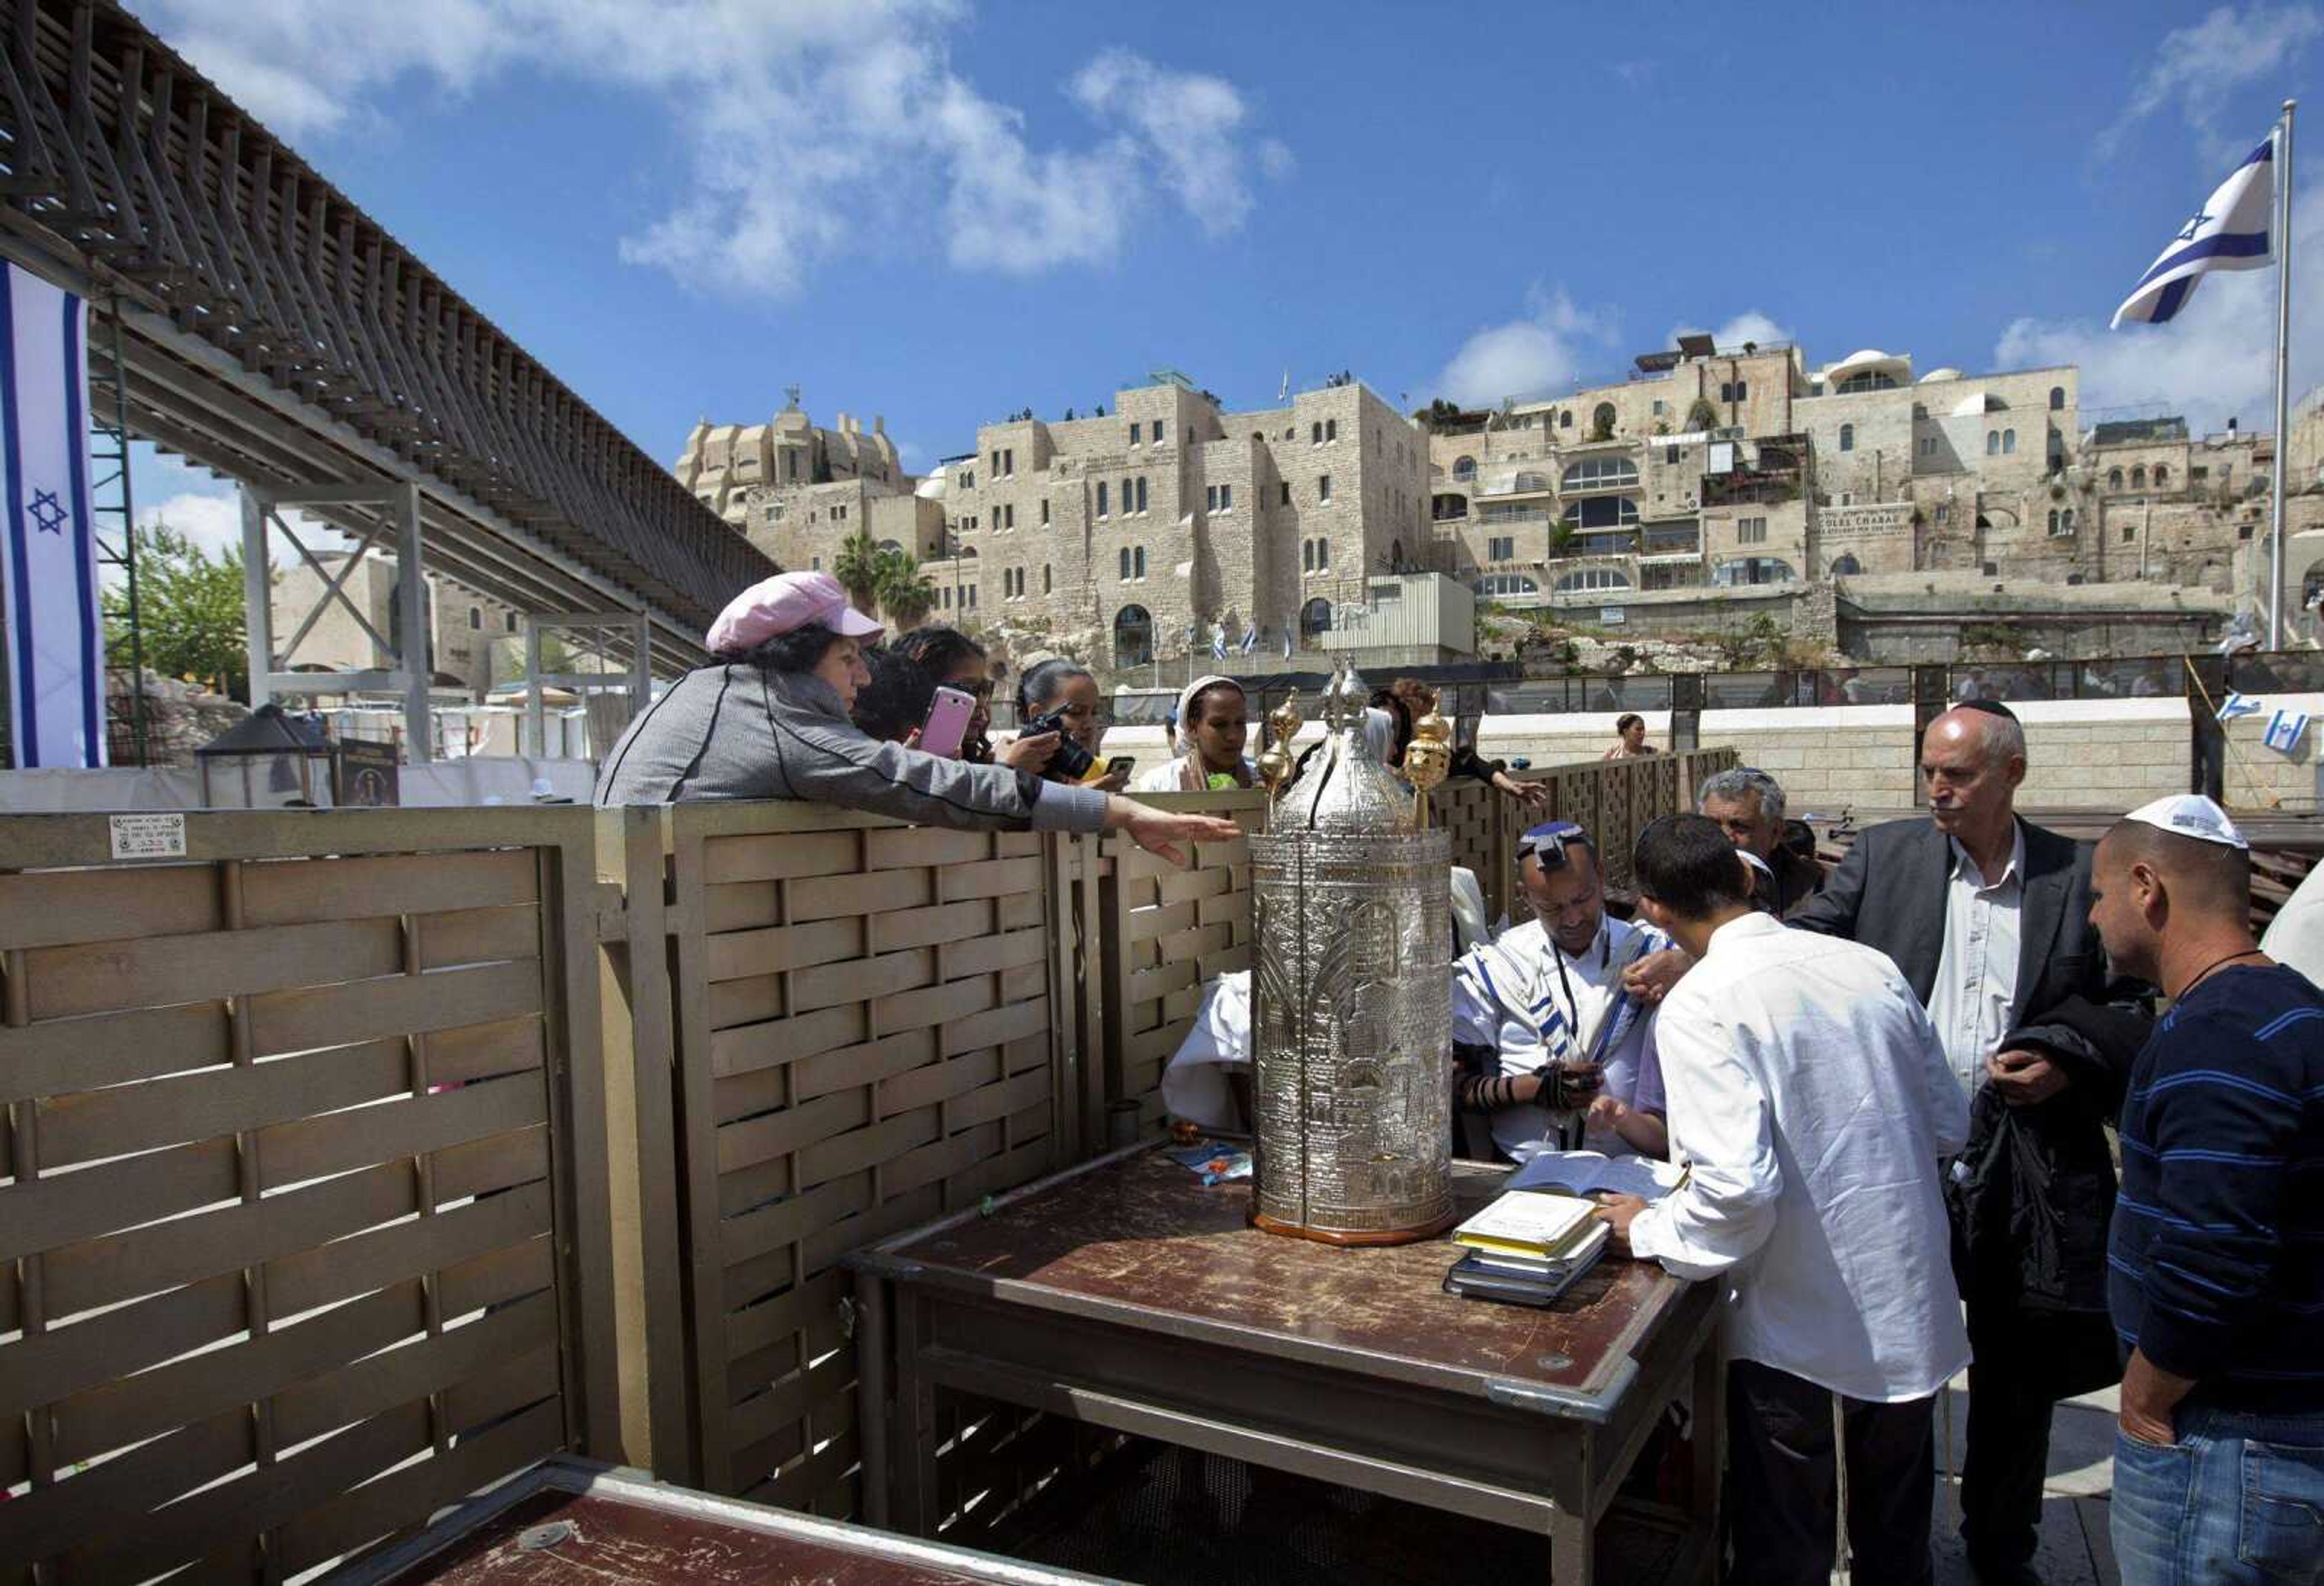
[2271,99,2296,649]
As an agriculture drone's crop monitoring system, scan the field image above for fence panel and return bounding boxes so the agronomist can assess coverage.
[643,802,1086,1517]
[0,808,615,1585]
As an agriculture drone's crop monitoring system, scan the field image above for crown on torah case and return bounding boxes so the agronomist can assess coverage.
[1249,665,1454,1245]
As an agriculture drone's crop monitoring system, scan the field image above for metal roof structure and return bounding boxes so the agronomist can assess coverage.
[0,0,775,675]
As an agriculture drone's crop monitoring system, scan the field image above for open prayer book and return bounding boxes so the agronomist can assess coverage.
[1505,1150,1686,1202]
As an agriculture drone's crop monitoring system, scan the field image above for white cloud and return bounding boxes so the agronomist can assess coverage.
[1666,311,1795,350]
[1993,178,2324,434]
[1431,287,1618,409]
[143,1,1290,297]
[2096,4,2320,165]
[137,490,247,560]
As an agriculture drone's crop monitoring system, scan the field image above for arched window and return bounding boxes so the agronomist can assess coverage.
[2304,565,2324,608]
[1830,554,1862,576]
[1134,546,1146,578]
[1591,402,1618,436]
[2049,386,2066,411]
[1559,410,1574,429]
[1470,573,1540,598]
[1316,537,1329,569]
[2154,464,2169,487]
[1452,456,1477,481]
[1560,456,1640,490]
[2109,468,2124,488]
[1839,424,1855,452]
[1431,493,1468,520]
[2047,509,2060,534]
[2002,430,2017,455]
[1114,605,1154,667]
[2132,465,2147,488]
[1299,597,1333,639]
[1986,431,2000,456]
[1043,564,1052,595]
[1552,568,1632,592]
[1511,471,1548,493]
[1301,539,1315,572]
[2061,510,2074,532]
[1118,547,1132,580]
[1390,538,1403,568]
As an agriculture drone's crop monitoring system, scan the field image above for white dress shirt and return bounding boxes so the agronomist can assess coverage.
[1629,912,1971,1403]
[1926,824,2025,1090]
[1451,914,1665,1158]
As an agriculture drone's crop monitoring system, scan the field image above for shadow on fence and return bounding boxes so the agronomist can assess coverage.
[0,749,1727,1579]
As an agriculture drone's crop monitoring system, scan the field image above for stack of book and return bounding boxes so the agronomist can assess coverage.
[1442,1190,1610,1308]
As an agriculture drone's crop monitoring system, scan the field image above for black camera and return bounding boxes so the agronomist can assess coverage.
[1021,710,1097,781]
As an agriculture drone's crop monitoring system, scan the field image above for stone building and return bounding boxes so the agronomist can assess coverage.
[269,553,519,701]
[674,396,907,528]
[1420,330,2323,632]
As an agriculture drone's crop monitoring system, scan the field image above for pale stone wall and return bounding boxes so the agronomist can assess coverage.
[2221,692,2324,811]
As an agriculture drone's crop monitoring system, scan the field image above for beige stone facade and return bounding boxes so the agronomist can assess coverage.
[270,553,517,700]
[674,399,905,529]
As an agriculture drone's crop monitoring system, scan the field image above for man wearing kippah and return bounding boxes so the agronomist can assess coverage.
[2087,795,2324,1585]
[1450,821,1667,1158]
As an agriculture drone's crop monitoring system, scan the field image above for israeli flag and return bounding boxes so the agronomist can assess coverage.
[2220,690,2265,721]
[2114,138,2276,327]
[0,264,105,768]
[2265,707,2309,753]
[1210,628,1227,660]
[1281,625,1293,660]
[1239,623,1258,655]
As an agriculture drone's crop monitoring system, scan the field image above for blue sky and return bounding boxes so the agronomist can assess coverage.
[129,1,2324,548]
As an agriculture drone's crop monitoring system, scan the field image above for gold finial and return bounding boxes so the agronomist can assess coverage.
[1403,692,1452,826]
[1259,689,1302,801]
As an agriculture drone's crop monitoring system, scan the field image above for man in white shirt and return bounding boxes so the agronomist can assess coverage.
[1450,821,1665,1159]
[1598,814,1968,1586]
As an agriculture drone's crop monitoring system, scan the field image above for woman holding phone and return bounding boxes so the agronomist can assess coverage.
[1016,659,1132,791]
[890,627,1057,773]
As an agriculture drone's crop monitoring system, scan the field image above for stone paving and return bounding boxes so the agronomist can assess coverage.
[1931,1376,2121,1586]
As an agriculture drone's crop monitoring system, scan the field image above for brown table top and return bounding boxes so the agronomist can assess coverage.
[865,1146,1698,1406]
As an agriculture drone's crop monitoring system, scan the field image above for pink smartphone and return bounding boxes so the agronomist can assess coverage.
[919,685,978,759]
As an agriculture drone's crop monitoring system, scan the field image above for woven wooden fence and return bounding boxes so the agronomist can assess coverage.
[0,808,617,1585]
[612,802,1090,1518]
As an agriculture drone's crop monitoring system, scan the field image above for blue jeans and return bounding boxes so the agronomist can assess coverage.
[2112,1403,2324,1585]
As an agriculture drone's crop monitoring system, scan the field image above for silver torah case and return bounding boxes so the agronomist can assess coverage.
[1249,668,1455,1245]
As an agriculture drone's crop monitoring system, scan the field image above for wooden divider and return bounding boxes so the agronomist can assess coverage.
[619,801,1089,1519]
[0,808,617,1585]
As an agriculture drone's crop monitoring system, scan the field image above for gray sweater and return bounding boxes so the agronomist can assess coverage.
[593,663,1110,833]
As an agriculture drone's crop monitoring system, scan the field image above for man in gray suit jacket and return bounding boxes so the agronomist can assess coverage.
[1791,704,2145,1586]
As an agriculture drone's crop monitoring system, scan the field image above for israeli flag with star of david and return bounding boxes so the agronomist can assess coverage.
[2113,137,2277,327]
[0,263,107,767]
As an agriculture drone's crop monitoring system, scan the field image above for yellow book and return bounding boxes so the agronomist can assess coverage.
[1451,1190,1597,1260]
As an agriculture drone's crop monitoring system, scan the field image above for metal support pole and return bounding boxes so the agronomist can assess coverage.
[525,620,543,760]
[240,489,273,709]
[395,483,431,763]
[2271,99,2297,649]
[107,298,148,761]
[629,614,650,725]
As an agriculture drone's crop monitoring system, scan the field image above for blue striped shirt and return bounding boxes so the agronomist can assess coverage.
[2109,963,2324,1409]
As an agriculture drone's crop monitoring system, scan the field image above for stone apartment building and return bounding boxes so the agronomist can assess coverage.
[686,375,1434,671]
[1422,333,2322,625]
[269,553,520,700]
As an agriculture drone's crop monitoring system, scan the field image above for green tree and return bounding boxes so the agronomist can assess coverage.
[104,522,261,700]
[873,548,939,631]
[833,532,884,614]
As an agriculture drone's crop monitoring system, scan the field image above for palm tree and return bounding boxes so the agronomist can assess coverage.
[833,532,883,615]
[873,548,939,631]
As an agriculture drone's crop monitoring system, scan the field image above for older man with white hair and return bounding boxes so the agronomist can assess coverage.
[1697,765,1825,919]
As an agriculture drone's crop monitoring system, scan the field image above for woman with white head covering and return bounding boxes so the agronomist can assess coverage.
[1133,674,1258,791]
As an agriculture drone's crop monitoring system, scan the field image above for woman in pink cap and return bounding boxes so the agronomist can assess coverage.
[594,572,1239,862]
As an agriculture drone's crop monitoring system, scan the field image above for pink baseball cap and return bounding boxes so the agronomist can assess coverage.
[706,571,886,655]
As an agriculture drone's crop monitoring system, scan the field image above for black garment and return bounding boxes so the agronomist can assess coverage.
[1789,816,2150,1576]
[1724,1359,1937,1586]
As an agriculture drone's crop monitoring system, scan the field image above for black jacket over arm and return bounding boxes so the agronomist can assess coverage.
[1790,817,2152,1352]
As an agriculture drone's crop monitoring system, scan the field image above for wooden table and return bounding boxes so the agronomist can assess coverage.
[333,1456,1115,1585]
[847,1144,1721,1586]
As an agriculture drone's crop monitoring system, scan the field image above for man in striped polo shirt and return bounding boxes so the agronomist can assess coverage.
[2085,794,2324,1585]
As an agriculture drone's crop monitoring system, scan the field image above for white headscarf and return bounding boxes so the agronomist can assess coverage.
[1361,706,1399,765]
[1173,675,1242,753]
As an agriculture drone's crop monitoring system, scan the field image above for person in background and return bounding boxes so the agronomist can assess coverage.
[1601,712,1655,759]
[1375,679,1550,808]
[1135,675,1254,791]
[1015,658,1132,791]
[1597,815,1968,1586]
[890,626,1051,775]
[849,646,937,744]
[1787,701,2146,1586]
[2085,795,2324,1586]
[1698,766,1826,919]
[594,572,1240,865]
[1451,822,1665,1160]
